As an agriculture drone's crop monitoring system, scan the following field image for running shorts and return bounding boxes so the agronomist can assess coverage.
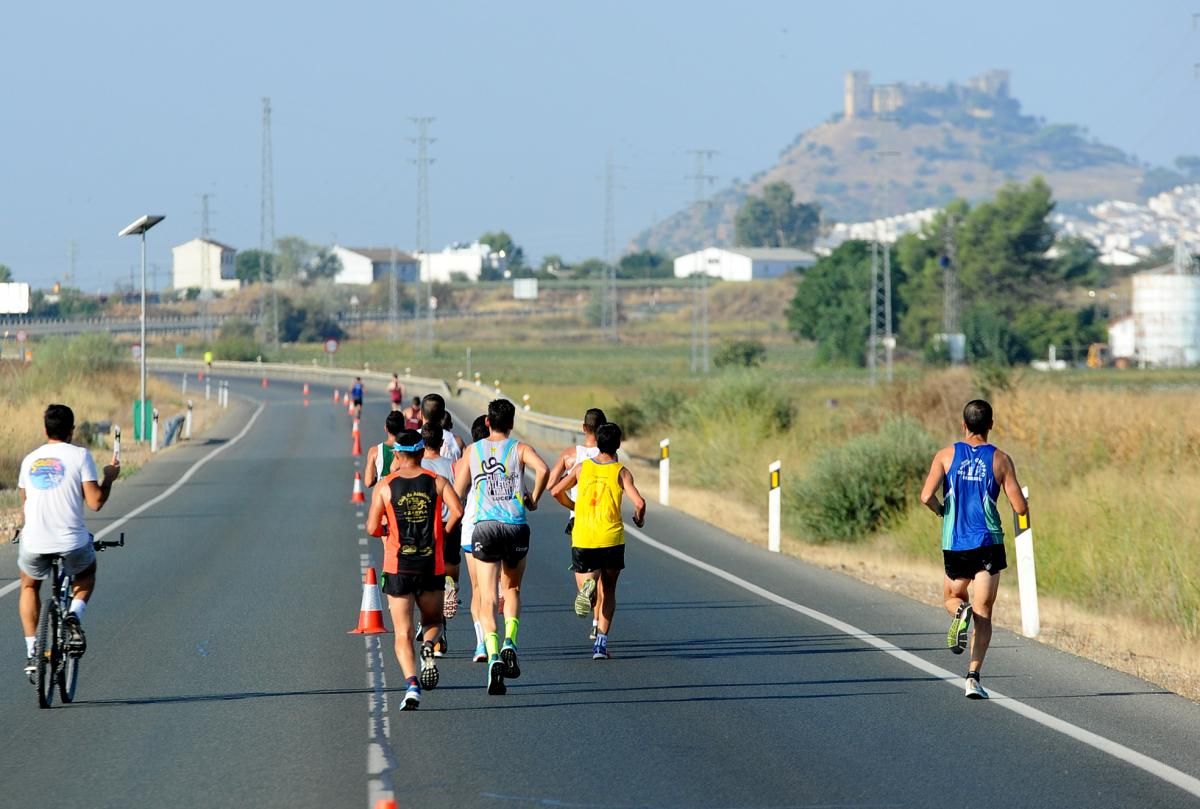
[381,571,445,597]
[943,545,1007,580]
[18,545,96,581]
[571,545,625,573]
[443,524,462,566]
[472,522,530,566]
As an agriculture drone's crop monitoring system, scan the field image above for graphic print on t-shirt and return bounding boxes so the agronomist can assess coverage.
[394,490,433,557]
[29,458,66,490]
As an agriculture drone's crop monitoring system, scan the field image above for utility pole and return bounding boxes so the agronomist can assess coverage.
[687,149,718,374]
[200,192,214,343]
[410,116,435,354]
[260,97,278,349]
[869,151,900,384]
[66,240,77,288]
[942,214,961,365]
[389,247,399,343]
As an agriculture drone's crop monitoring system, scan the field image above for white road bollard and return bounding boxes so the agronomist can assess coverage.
[1014,486,1039,638]
[113,425,122,463]
[494,379,501,394]
[768,460,782,553]
[658,439,670,506]
[522,394,531,411]
[181,373,187,397]
[224,381,230,409]
[150,408,159,454]
[205,378,211,401]
[185,400,193,441]
[474,372,482,387]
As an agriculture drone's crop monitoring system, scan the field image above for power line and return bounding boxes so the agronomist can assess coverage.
[200,192,214,343]
[410,116,435,354]
[687,149,717,374]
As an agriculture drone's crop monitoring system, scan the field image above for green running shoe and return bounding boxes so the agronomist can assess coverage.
[946,603,972,654]
[574,578,597,617]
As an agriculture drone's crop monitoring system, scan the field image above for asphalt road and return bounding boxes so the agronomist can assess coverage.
[1,376,1198,809]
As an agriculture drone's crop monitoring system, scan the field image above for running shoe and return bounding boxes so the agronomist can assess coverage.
[420,642,440,690]
[487,656,507,696]
[964,676,988,700]
[433,633,448,658]
[574,579,597,617]
[24,656,36,684]
[592,635,609,660]
[500,638,521,679]
[443,577,458,620]
[400,683,421,710]
[946,603,972,655]
[64,613,87,657]
[473,642,487,663]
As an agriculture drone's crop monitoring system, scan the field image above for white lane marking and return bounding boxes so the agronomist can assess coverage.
[624,525,1200,800]
[0,402,268,601]
[362,550,396,808]
[359,538,368,546]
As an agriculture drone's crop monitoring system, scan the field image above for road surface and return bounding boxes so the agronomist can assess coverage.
[1,377,1198,808]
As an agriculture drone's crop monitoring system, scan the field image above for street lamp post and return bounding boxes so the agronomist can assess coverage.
[349,294,360,367]
[119,215,165,442]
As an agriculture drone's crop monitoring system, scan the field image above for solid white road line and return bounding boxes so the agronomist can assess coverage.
[625,525,1200,801]
[0,402,267,601]
[361,550,396,808]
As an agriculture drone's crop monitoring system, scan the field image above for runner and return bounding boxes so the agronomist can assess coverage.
[350,377,365,419]
[549,407,606,639]
[550,422,645,660]
[404,397,423,431]
[366,429,463,711]
[920,399,1027,700]
[420,393,464,460]
[456,415,491,662]
[452,399,549,694]
[16,404,120,679]
[387,373,405,412]
[420,422,461,655]
[363,411,405,489]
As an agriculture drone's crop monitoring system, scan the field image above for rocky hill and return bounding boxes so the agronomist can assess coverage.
[631,71,1152,255]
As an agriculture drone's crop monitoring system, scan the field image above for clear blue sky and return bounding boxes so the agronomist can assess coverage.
[2,0,1196,290]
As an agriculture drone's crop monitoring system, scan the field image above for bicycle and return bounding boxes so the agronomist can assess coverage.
[12,530,125,708]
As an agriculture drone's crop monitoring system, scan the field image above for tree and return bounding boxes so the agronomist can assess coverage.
[235,250,274,284]
[571,258,609,280]
[0,264,12,282]
[308,247,342,282]
[787,241,874,365]
[617,250,672,279]
[714,339,767,369]
[274,236,315,282]
[479,231,526,273]
[734,181,821,248]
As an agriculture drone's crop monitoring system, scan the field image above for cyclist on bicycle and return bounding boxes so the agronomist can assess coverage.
[16,404,119,679]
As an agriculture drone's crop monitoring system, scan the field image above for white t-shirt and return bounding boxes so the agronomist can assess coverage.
[439,429,462,462]
[18,442,98,554]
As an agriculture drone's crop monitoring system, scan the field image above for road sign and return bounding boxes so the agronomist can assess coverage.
[324,338,339,354]
[16,330,27,343]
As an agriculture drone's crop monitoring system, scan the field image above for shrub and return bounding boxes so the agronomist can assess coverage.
[212,334,261,361]
[714,339,767,369]
[793,417,938,542]
[608,401,645,437]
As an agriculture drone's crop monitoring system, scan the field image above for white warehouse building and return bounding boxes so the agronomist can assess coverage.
[331,246,419,285]
[673,247,816,281]
[1109,254,1200,367]
[417,242,506,283]
[171,238,239,293]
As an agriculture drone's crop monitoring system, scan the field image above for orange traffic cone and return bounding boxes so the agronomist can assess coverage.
[350,471,366,503]
[333,388,340,403]
[375,799,398,809]
[303,399,310,408]
[347,399,354,416]
[343,391,351,406]
[348,567,391,634]
[303,382,310,396]
[261,376,269,388]
[351,425,362,457]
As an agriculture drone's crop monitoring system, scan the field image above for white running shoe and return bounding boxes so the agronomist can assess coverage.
[964,676,988,700]
[443,577,458,620]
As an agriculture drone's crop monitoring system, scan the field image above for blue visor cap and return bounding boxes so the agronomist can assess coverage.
[394,439,425,452]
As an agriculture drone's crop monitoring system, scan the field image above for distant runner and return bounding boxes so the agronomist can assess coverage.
[404,397,423,431]
[453,399,549,694]
[366,429,463,711]
[550,422,645,660]
[549,407,606,639]
[363,411,405,489]
[920,399,1028,700]
[420,393,464,461]
[350,377,365,419]
[387,373,405,412]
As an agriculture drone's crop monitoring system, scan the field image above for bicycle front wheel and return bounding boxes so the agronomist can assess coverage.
[34,601,57,709]
[58,653,79,703]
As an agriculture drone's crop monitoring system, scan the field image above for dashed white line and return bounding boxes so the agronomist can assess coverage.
[361,550,396,808]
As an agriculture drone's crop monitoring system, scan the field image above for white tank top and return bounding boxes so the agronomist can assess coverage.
[568,445,600,513]
[439,429,462,462]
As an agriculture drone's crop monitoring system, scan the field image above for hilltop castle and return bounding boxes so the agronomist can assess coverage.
[843,69,1010,119]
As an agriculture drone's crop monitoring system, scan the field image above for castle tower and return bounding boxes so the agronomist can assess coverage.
[844,70,872,119]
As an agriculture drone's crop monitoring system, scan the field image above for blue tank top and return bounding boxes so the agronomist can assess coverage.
[941,442,1003,551]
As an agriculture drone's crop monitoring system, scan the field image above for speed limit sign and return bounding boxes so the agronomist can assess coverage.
[324,338,339,354]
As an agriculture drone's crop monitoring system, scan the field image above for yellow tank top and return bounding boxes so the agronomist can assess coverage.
[571,458,624,548]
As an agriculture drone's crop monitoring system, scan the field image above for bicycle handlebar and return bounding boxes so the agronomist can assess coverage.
[93,533,125,551]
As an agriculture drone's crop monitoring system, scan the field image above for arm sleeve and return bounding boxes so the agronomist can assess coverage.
[81,450,99,483]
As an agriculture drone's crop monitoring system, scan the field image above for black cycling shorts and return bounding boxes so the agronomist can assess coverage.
[571,545,625,573]
[472,522,530,566]
[943,545,1007,580]
[381,571,445,597]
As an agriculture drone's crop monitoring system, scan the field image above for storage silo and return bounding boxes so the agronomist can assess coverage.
[1133,258,1200,367]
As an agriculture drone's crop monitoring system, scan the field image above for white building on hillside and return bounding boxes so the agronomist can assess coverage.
[171,238,238,293]
[673,247,816,281]
[331,246,419,285]
[417,242,506,283]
